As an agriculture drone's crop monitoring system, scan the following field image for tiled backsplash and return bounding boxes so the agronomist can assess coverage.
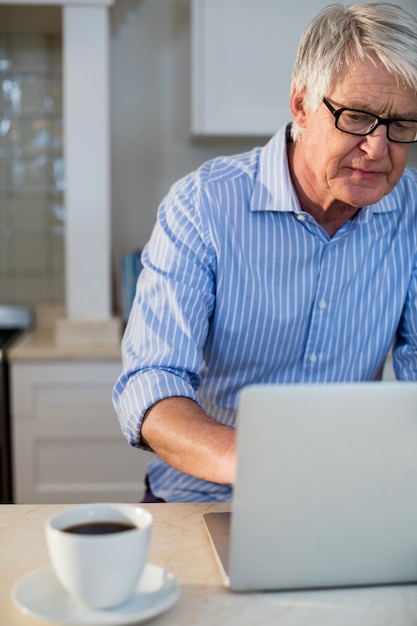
[0,33,64,306]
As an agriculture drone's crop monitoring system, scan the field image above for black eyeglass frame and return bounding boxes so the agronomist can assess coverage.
[322,97,417,144]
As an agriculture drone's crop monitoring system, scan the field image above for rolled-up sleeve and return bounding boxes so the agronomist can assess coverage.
[113,174,217,449]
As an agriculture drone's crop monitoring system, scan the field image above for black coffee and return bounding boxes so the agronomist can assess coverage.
[62,521,136,535]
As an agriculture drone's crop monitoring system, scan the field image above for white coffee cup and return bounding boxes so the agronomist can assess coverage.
[45,502,153,609]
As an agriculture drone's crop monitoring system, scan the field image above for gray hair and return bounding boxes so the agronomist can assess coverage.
[291,3,417,142]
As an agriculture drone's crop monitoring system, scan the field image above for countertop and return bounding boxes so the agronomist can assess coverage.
[2,502,417,625]
[7,328,122,362]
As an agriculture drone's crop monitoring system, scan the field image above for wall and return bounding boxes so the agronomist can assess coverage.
[0,7,63,306]
[110,0,264,257]
[110,0,417,261]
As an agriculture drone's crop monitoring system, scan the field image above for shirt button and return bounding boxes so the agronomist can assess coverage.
[319,301,327,309]
[297,214,306,221]
[309,354,317,363]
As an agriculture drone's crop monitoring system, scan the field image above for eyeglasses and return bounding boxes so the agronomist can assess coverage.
[322,97,417,144]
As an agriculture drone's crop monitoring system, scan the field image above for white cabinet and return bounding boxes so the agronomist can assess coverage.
[191,0,327,136]
[191,0,417,136]
[11,361,152,504]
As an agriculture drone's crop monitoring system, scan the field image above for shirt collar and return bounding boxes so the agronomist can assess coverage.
[250,124,298,213]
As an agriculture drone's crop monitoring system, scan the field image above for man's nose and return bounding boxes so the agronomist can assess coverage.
[360,125,389,158]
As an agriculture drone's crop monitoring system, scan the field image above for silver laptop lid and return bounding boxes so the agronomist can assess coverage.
[225,381,417,591]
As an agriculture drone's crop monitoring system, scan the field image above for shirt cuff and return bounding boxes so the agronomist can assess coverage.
[115,369,202,450]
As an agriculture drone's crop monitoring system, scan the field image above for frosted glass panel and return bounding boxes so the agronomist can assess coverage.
[0,33,64,305]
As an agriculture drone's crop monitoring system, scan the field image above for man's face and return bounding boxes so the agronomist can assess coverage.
[291,57,417,210]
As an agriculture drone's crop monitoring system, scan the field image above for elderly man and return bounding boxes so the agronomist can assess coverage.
[113,3,417,502]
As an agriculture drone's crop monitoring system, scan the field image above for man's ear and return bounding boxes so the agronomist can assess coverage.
[290,89,307,128]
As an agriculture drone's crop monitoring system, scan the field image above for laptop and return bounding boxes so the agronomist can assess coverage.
[204,381,417,592]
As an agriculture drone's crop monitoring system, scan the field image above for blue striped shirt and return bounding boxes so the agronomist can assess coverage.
[113,125,417,502]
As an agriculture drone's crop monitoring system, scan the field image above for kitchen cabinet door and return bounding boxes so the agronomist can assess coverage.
[11,360,153,504]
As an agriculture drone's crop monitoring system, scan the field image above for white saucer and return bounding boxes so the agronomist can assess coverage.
[12,562,180,625]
